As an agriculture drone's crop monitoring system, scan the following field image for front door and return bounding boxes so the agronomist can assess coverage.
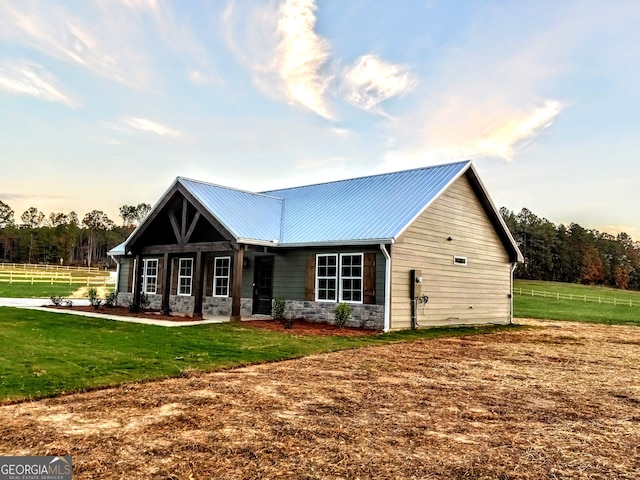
[252,256,274,315]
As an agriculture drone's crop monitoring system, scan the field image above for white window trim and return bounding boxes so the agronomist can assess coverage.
[339,253,364,304]
[453,255,468,266]
[213,256,231,297]
[178,257,193,296]
[142,258,158,294]
[315,253,338,302]
[315,253,364,304]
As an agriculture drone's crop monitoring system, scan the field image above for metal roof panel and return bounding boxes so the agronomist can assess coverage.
[262,160,470,244]
[178,178,283,242]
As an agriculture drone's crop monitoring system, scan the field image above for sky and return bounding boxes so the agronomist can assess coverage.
[0,0,639,237]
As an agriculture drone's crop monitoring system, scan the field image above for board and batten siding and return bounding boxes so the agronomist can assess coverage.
[390,173,512,329]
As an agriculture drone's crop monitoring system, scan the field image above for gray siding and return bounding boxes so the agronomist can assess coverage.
[272,248,386,305]
[117,257,132,293]
[390,173,513,329]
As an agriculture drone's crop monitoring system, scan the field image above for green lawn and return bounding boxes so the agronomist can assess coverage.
[0,283,82,298]
[0,307,515,403]
[514,280,640,325]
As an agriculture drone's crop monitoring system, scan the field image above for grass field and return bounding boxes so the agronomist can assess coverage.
[2,319,638,479]
[0,283,81,298]
[514,279,640,325]
[0,307,514,403]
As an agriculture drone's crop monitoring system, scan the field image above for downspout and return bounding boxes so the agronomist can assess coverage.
[509,262,518,324]
[380,243,392,333]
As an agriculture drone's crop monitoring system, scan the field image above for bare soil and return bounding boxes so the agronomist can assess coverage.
[1,319,639,479]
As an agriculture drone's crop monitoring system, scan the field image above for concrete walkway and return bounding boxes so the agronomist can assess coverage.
[0,297,229,327]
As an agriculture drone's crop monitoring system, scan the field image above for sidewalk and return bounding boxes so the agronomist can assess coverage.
[0,297,89,307]
[0,298,229,327]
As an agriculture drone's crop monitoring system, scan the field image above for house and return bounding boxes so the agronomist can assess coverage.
[108,160,523,331]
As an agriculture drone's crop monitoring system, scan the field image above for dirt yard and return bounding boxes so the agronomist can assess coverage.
[1,319,639,479]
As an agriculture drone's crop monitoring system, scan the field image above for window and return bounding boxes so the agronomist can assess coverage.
[178,258,193,296]
[316,254,338,301]
[316,253,363,303]
[340,254,363,302]
[213,256,231,297]
[142,258,158,294]
[453,256,468,266]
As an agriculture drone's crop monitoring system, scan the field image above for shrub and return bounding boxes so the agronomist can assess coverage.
[272,297,295,329]
[272,297,286,319]
[87,288,102,310]
[50,296,63,306]
[128,293,150,313]
[105,291,117,308]
[334,303,350,329]
[64,299,73,307]
[140,293,150,309]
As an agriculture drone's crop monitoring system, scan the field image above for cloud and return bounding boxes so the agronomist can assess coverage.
[275,0,332,119]
[0,0,219,90]
[0,1,151,87]
[0,60,75,106]
[105,116,182,137]
[430,100,563,161]
[223,0,333,119]
[343,54,417,113]
[381,98,563,171]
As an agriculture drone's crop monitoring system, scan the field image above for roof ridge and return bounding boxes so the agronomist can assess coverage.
[261,160,471,194]
[178,176,283,200]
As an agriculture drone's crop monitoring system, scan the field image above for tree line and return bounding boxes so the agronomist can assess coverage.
[2,198,639,290]
[501,207,640,290]
[0,201,151,268]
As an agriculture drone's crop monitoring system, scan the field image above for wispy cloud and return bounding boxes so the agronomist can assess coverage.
[223,0,332,119]
[105,116,182,137]
[0,61,75,106]
[343,54,417,114]
[381,97,564,171]
[427,100,563,161]
[0,1,151,88]
[0,0,219,90]
[275,0,332,119]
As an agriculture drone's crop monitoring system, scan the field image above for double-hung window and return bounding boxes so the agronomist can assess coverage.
[339,253,363,303]
[213,256,231,297]
[142,258,158,294]
[178,258,193,296]
[316,254,338,301]
[316,253,363,303]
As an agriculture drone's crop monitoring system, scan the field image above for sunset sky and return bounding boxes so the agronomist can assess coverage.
[1,0,639,237]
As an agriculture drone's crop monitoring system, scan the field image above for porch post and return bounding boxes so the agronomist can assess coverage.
[231,246,244,321]
[193,250,204,316]
[161,252,171,313]
[132,253,143,307]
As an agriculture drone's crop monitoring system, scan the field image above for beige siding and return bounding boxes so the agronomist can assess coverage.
[390,173,512,329]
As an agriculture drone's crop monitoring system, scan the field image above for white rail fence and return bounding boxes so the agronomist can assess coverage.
[0,264,113,286]
[515,288,637,307]
[0,263,101,273]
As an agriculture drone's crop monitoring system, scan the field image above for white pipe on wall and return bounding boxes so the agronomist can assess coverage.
[380,243,392,332]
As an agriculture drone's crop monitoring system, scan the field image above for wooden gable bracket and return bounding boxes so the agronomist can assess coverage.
[168,198,202,246]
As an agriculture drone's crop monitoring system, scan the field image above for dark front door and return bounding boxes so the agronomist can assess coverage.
[252,257,274,315]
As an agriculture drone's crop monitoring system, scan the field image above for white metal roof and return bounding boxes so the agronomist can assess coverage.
[110,160,522,261]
